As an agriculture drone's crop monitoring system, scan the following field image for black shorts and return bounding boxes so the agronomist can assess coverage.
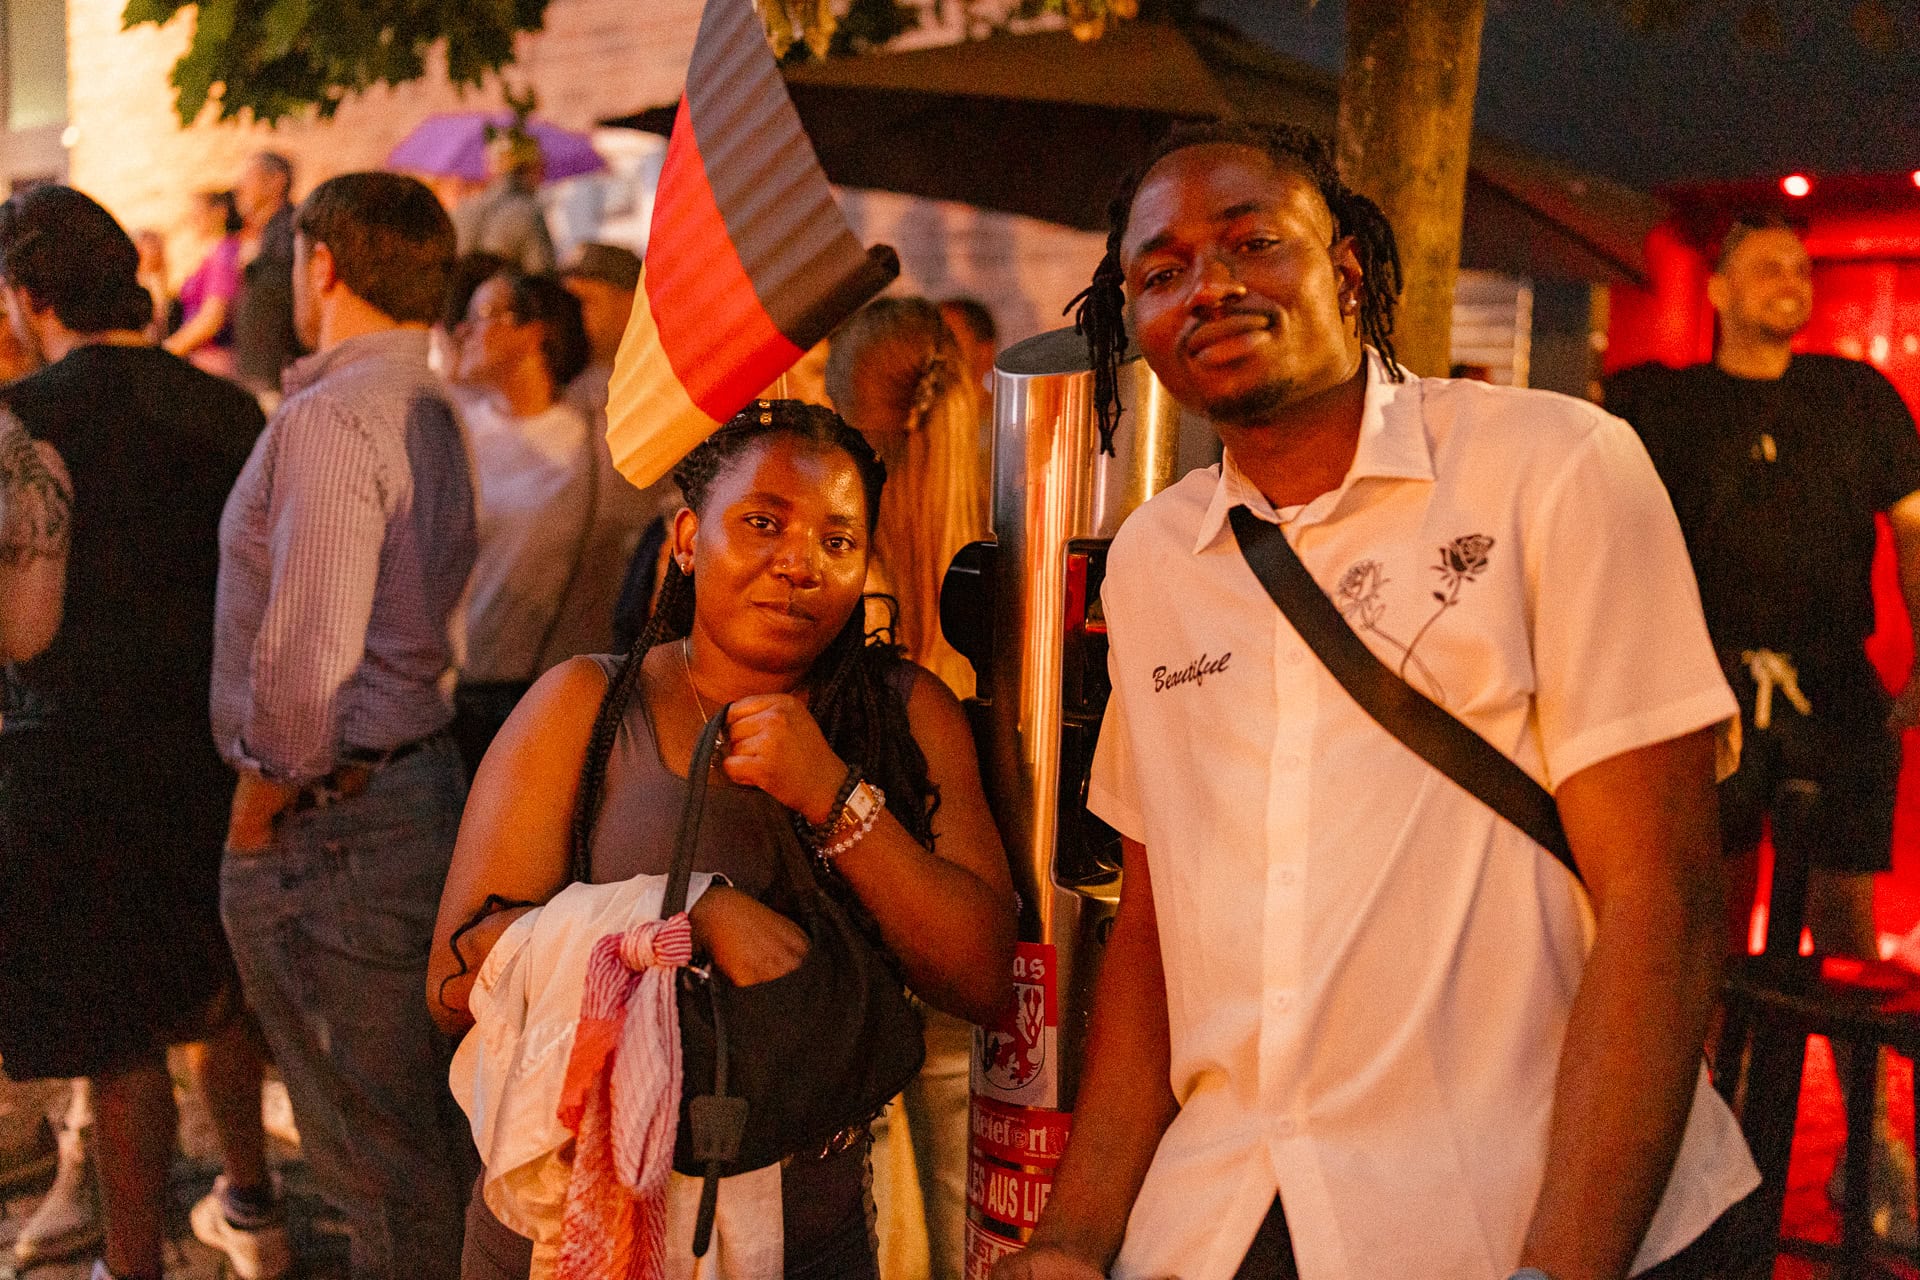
[0,729,243,1081]
[1718,652,1901,875]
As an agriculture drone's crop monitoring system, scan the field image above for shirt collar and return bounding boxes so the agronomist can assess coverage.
[1192,349,1432,555]
[281,327,431,398]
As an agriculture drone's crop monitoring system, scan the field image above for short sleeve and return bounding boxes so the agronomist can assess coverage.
[1527,413,1737,788]
[1088,595,1147,843]
[1861,364,1920,511]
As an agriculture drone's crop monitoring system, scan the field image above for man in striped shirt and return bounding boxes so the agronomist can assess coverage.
[211,172,477,1280]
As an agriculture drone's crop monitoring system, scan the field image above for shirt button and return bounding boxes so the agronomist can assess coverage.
[1275,1117,1298,1137]
[1280,754,1304,771]
[1275,867,1299,888]
[1269,990,1293,1012]
[1285,649,1305,666]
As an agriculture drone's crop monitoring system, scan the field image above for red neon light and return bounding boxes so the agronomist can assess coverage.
[1782,173,1813,198]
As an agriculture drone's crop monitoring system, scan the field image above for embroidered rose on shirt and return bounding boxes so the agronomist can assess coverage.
[1337,560,1390,628]
[1397,534,1497,687]
[1437,534,1495,586]
[1336,558,1445,702]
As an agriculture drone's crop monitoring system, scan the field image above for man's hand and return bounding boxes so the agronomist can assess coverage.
[1888,680,1920,734]
[989,1245,1107,1280]
[226,770,299,854]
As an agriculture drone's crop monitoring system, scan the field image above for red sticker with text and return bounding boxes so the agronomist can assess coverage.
[964,1217,1024,1280]
[970,1095,1071,1168]
[968,1157,1053,1231]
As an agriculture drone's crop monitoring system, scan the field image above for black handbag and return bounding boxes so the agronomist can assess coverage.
[1227,505,1580,883]
[658,706,926,1255]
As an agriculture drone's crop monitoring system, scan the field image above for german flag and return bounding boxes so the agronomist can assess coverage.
[606,0,899,489]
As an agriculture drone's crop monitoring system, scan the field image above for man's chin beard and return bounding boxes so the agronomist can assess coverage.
[1204,377,1296,430]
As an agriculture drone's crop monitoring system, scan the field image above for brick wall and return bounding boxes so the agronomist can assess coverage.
[843,189,1105,350]
[63,0,704,275]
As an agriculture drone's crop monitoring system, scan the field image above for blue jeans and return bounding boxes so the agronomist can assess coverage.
[222,737,472,1280]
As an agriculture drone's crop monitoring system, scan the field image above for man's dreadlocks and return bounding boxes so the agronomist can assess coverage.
[1069,121,1405,454]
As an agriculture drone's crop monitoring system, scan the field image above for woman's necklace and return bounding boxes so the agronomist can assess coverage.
[680,636,711,723]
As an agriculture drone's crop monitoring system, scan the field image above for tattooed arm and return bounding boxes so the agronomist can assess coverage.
[0,411,72,663]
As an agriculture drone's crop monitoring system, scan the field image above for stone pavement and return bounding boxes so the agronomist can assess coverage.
[0,1152,348,1280]
[0,1055,346,1280]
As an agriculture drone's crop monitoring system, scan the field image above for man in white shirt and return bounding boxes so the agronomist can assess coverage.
[997,122,1758,1280]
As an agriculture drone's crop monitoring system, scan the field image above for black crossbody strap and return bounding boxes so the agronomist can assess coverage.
[662,706,732,917]
[1227,506,1579,883]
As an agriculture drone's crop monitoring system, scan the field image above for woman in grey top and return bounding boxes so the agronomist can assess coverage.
[429,400,1016,1277]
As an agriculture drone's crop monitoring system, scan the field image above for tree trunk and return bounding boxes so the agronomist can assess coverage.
[1336,0,1487,378]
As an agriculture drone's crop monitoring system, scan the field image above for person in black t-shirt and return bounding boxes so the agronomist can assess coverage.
[0,187,284,1280]
[1606,214,1920,1237]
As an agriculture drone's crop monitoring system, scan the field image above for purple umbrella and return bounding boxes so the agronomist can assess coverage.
[386,112,607,184]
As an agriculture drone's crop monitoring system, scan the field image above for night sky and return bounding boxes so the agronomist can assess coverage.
[1199,0,1920,190]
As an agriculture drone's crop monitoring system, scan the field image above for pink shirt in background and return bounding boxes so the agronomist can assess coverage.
[179,236,241,343]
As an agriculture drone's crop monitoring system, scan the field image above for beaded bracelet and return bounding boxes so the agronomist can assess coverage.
[800,764,864,847]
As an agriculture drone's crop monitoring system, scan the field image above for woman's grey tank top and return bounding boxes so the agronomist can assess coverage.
[582,653,794,895]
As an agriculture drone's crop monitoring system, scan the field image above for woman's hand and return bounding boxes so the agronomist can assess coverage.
[722,694,848,826]
[688,885,810,986]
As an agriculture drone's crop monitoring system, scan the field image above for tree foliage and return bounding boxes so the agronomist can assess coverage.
[122,0,552,125]
[126,0,1148,127]
[763,0,1141,58]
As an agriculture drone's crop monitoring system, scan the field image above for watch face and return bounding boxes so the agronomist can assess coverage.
[847,781,882,823]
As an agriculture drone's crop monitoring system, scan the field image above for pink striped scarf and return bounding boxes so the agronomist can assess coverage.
[555,912,694,1279]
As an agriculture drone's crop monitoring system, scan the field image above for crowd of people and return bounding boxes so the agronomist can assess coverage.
[0,116,1914,1280]
[0,144,1006,1280]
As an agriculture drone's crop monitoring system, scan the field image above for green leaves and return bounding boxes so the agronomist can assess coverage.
[125,0,1144,127]
[122,0,554,125]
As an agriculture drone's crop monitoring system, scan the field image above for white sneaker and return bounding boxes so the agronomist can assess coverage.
[13,1118,100,1263]
[188,1175,292,1280]
[261,1076,300,1149]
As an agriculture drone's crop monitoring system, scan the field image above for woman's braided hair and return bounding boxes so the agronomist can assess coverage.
[567,399,940,884]
[1068,120,1406,454]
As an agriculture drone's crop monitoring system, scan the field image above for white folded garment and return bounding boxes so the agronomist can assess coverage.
[450,873,783,1279]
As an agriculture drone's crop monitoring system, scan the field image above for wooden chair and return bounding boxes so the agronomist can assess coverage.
[1714,781,1920,1278]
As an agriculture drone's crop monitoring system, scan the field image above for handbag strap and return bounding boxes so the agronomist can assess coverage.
[662,706,732,917]
[658,703,832,919]
[1226,505,1580,883]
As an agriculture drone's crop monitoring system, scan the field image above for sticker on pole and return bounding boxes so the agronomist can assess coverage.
[964,1218,1022,1280]
[971,1095,1071,1168]
[968,1158,1053,1232]
[973,941,1059,1108]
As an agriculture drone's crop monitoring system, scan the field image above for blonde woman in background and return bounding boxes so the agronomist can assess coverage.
[826,296,991,1280]
[826,297,989,703]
